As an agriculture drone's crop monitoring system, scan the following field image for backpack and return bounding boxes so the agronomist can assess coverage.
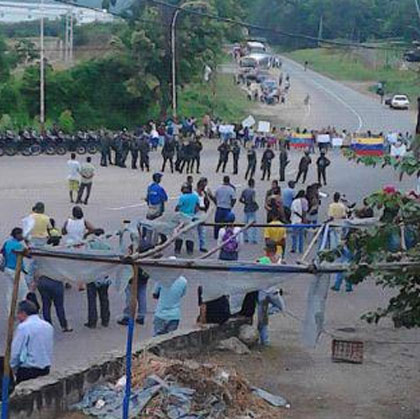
[222,228,239,253]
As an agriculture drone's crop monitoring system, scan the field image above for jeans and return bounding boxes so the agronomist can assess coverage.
[86,283,110,326]
[38,277,68,329]
[197,224,206,250]
[291,228,304,253]
[153,317,180,336]
[243,212,257,243]
[214,207,232,239]
[257,289,285,345]
[77,182,92,204]
[123,279,147,321]
[4,268,28,315]
[332,247,353,291]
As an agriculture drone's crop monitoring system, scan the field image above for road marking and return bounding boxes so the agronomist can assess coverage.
[106,196,178,211]
[310,78,364,132]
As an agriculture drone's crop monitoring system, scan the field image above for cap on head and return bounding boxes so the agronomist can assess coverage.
[153,172,163,182]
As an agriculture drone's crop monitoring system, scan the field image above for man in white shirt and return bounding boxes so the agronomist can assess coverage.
[11,300,54,384]
[67,153,81,203]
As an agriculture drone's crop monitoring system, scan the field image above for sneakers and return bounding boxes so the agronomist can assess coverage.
[117,318,129,326]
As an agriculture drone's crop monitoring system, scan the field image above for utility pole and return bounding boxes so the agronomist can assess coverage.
[64,12,69,63]
[69,11,73,64]
[40,0,45,130]
[317,13,323,47]
[415,0,420,24]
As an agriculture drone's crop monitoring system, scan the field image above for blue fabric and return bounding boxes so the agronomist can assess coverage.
[177,193,199,216]
[291,229,304,253]
[147,183,168,206]
[243,212,258,243]
[123,280,147,321]
[3,238,24,270]
[282,188,295,209]
[153,318,180,336]
[10,315,53,369]
[153,276,187,321]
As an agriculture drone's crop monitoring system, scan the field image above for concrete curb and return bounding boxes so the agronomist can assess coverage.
[8,319,246,419]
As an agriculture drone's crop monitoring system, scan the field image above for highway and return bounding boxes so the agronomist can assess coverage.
[280,56,416,133]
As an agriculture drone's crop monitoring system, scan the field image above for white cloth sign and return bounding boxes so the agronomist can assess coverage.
[258,121,270,133]
[242,115,256,128]
[390,144,407,157]
[218,125,235,134]
[317,134,331,144]
[332,137,343,147]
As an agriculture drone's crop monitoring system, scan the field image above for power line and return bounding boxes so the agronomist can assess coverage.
[148,0,408,52]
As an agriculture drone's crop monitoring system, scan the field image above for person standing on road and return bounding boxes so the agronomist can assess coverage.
[245,145,257,180]
[76,156,95,205]
[37,274,73,333]
[190,138,203,174]
[239,178,259,244]
[279,145,289,182]
[139,134,150,172]
[2,228,28,312]
[261,144,275,181]
[231,140,241,175]
[295,151,311,184]
[214,176,236,239]
[216,142,230,173]
[146,173,168,220]
[67,153,81,203]
[152,275,187,336]
[11,300,53,384]
[290,190,308,253]
[100,131,112,167]
[316,150,330,186]
[85,229,111,329]
[130,134,139,170]
[195,178,211,253]
[161,135,176,173]
[217,212,241,261]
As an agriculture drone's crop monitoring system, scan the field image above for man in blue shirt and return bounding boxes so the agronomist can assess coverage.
[146,173,168,220]
[174,184,199,255]
[11,300,53,383]
[2,227,28,312]
[152,276,187,336]
[282,181,296,219]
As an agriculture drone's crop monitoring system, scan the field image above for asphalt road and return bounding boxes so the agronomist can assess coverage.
[280,56,416,133]
[0,62,418,380]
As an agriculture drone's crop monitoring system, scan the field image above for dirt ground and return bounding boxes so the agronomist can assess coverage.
[195,314,420,419]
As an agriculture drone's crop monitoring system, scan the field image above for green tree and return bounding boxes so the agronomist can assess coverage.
[58,110,75,133]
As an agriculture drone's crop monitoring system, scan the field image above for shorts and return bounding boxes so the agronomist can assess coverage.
[68,180,79,191]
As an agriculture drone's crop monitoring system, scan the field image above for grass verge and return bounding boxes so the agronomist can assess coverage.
[287,48,420,101]
[178,73,249,121]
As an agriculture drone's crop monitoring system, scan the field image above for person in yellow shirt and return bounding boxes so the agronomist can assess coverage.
[327,192,347,220]
[263,211,287,257]
[28,202,52,247]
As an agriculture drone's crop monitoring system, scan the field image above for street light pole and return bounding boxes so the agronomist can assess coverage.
[170,1,208,118]
[40,0,45,130]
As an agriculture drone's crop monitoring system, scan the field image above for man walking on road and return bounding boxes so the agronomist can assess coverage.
[77,156,95,205]
[214,176,236,239]
[67,153,80,203]
[231,140,241,175]
[261,144,275,181]
[279,145,289,182]
[216,142,230,173]
[245,145,257,180]
[316,151,330,186]
[146,173,168,220]
[295,151,311,184]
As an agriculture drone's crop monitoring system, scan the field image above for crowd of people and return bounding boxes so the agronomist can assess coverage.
[3,113,406,388]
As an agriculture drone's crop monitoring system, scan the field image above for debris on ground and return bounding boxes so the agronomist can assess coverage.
[72,353,288,418]
[238,325,259,347]
[217,337,251,355]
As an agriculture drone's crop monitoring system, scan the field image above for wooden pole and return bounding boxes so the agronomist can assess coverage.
[200,221,254,260]
[122,264,139,419]
[299,225,324,264]
[2,253,23,419]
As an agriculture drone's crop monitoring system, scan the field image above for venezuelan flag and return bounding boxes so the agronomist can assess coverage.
[289,133,313,148]
[351,137,384,156]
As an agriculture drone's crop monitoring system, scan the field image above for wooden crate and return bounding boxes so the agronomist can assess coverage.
[332,339,364,364]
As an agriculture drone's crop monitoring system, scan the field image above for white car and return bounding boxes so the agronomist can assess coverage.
[390,95,410,110]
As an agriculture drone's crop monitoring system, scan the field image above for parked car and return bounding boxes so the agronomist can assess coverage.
[389,95,410,110]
